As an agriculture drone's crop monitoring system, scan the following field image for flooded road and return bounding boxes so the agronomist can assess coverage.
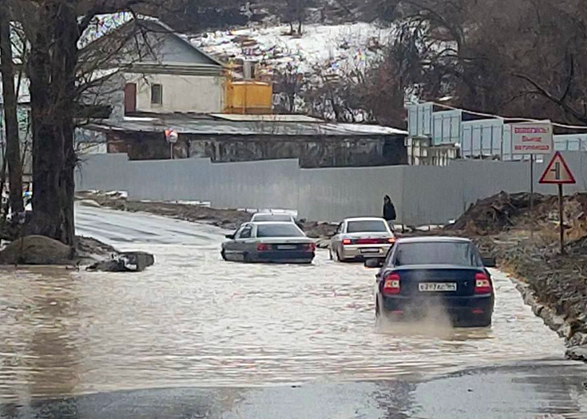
[0,206,579,415]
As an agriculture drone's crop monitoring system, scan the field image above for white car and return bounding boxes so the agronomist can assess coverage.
[330,217,396,262]
[222,221,316,264]
[250,212,297,223]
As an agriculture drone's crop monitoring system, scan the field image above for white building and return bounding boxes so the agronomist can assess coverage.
[1,14,228,172]
[80,14,227,118]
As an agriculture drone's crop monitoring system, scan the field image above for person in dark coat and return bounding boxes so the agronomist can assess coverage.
[383,195,396,228]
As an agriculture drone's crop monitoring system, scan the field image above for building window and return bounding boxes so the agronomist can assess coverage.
[151,83,163,105]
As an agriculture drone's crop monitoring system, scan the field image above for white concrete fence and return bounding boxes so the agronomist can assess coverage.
[76,153,587,225]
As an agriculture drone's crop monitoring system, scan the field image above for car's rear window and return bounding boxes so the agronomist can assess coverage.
[257,224,304,238]
[347,220,388,233]
[253,214,292,222]
[393,242,480,266]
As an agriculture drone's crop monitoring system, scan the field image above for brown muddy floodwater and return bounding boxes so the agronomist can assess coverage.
[0,206,565,402]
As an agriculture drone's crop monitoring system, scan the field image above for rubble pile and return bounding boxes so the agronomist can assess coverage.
[302,221,338,239]
[0,235,74,265]
[77,236,118,260]
[448,191,587,239]
[87,251,155,272]
[487,239,587,360]
[449,192,539,234]
[568,235,587,255]
[450,192,587,362]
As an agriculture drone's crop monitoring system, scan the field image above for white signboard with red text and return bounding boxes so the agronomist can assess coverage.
[510,121,554,155]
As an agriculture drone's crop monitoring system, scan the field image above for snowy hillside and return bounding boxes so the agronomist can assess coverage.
[191,23,393,79]
[79,15,393,82]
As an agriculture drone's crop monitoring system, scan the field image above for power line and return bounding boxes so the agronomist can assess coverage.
[430,102,587,131]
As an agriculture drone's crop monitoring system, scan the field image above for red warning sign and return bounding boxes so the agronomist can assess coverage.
[539,152,576,184]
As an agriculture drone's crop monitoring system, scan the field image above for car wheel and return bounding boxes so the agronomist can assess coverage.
[243,252,252,263]
[336,249,346,263]
[329,247,333,260]
[221,249,227,261]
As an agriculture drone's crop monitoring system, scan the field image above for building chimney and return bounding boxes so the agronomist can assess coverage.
[243,60,256,80]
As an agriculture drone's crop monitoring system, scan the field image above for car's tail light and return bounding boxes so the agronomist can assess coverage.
[474,272,492,294]
[383,273,401,295]
[388,237,396,244]
[342,239,352,245]
[257,243,271,251]
[304,243,317,251]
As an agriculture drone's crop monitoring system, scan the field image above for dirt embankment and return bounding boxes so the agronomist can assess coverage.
[0,234,154,271]
[0,235,118,266]
[77,191,338,239]
[447,191,587,361]
[447,191,587,239]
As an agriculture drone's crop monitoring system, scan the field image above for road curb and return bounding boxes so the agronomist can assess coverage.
[512,277,587,361]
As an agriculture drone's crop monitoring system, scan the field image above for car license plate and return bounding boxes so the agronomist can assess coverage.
[360,248,380,253]
[419,283,457,292]
[276,245,297,250]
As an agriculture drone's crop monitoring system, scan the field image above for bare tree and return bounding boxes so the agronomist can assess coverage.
[5,0,190,245]
[0,0,23,216]
[280,0,314,35]
[356,0,587,126]
[273,62,304,113]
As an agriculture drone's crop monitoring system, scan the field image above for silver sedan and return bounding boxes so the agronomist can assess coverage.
[330,217,395,262]
[221,222,316,264]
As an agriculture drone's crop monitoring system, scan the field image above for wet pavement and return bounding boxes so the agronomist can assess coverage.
[2,361,587,418]
[0,205,585,417]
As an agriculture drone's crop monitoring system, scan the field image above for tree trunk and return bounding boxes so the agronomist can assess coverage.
[28,3,64,243]
[28,2,77,246]
[29,32,62,240]
[0,0,24,215]
[0,149,8,225]
[54,3,78,247]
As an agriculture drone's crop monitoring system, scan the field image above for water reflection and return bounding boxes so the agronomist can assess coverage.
[0,268,82,402]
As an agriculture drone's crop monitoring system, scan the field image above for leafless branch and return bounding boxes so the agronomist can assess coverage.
[513,71,587,125]
[560,54,574,103]
[78,0,143,36]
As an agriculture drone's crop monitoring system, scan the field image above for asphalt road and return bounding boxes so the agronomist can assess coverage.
[0,205,585,418]
[2,360,587,419]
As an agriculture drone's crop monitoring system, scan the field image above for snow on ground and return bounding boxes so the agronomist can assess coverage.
[78,14,393,83]
[191,23,393,78]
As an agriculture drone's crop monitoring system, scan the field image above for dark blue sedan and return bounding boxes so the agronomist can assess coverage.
[369,237,495,327]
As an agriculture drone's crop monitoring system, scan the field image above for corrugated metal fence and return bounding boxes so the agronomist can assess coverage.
[76,153,587,226]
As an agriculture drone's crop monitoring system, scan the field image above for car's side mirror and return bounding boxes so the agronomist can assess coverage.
[482,257,497,268]
[225,234,235,240]
[364,258,383,268]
